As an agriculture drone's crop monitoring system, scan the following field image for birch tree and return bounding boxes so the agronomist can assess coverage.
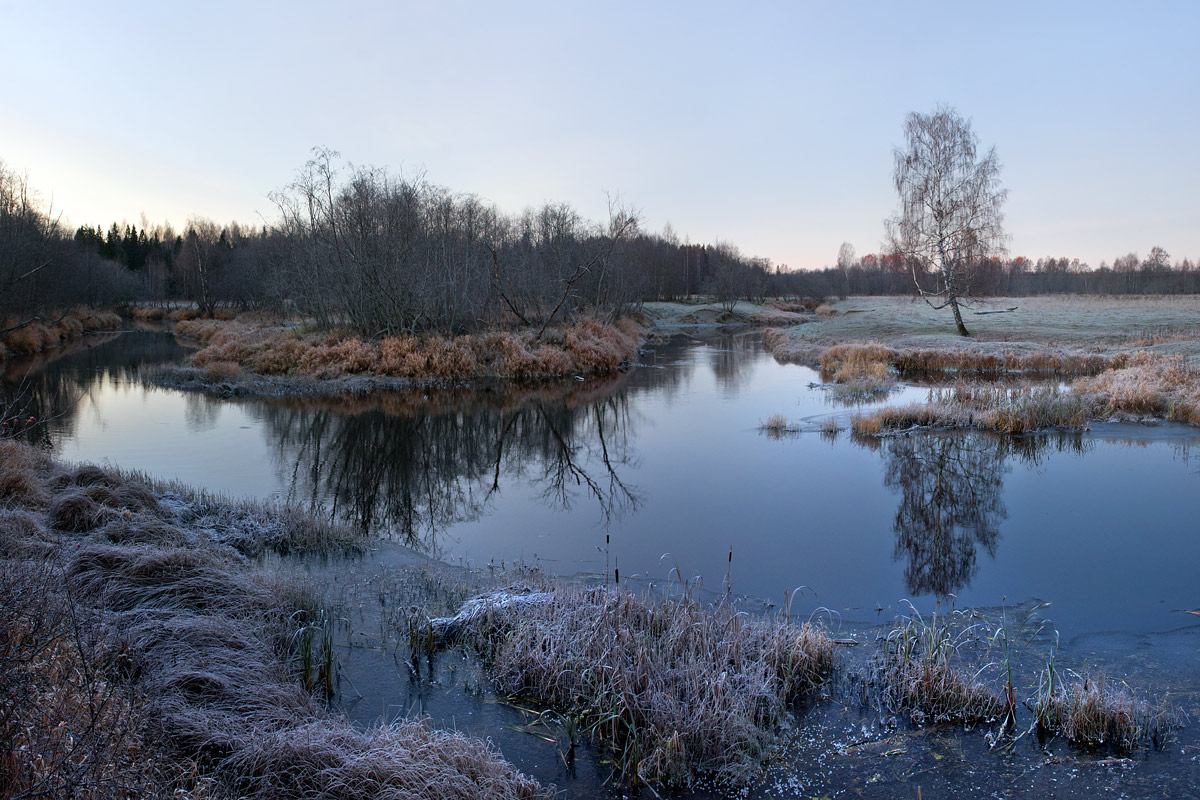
[886,107,1007,336]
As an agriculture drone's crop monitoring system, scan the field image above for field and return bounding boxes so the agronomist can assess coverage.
[762,295,1200,365]
[759,296,1200,434]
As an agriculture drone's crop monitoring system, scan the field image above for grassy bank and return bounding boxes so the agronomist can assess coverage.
[157,316,642,395]
[850,352,1200,435]
[0,307,123,361]
[0,440,547,799]
[758,296,1200,434]
[641,299,816,328]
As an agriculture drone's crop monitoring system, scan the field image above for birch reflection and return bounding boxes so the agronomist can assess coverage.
[883,433,1007,597]
[256,389,640,550]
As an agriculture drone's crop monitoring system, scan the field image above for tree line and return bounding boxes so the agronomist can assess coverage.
[3,151,1198,340]
[821,247,1200,300]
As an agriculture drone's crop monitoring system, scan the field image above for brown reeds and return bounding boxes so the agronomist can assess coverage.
[448,583,834,788]
[0,307,122,359]
[819,342,897,398]
[175,316,641,386]
[759,413,798,438]
[854,350,1200,436]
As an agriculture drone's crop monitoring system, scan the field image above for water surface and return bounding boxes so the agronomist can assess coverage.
[13,329,1198,636]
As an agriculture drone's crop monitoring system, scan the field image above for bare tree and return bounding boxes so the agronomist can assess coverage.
[886,106,1007,336]
[174,218,227,315]
[836,241,857,298]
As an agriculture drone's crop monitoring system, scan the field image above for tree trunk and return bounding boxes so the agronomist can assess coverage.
[949,293,970,336]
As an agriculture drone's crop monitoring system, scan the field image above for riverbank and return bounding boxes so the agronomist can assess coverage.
[152,316,643,396]
[763,296,1200,434]
[0,439,841,795]
[0,307,123,362]
[0,438,547,799]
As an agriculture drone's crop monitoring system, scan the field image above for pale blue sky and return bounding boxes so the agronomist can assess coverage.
[3,0,1196,269]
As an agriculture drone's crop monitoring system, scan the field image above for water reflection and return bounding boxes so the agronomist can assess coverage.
[871,432,1093,597]
[13,329,1200,636]
[708,333,758,395]
[1,330,179,449]
[251,382,641,550]
[880,433,1007,597]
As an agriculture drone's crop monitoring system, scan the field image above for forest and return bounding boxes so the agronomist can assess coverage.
[3,151,1199,344]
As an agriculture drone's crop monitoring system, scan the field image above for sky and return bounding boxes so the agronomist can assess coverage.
[2,0,1197,270]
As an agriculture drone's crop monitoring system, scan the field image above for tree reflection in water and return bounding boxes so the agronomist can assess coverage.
[1,331,174,449]
[877,431,1092,598]
[252,378,642,551]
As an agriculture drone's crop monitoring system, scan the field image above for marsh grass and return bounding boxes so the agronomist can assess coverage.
[0,440,548,799]
[173,315,641,385]
[1074,351,1200,424]
[1033,664,1178,749]
[852,384,1088,436]
[877,606,1005,726]
[0,561,209,799]
[759,412,799,438]
[1,307,122,359]
[447,582,834,788]
[854,350,1200,435]
[818,342,897,401]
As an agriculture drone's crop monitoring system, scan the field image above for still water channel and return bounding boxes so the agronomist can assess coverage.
[6,327,1200,797]
[14,328,1200,635]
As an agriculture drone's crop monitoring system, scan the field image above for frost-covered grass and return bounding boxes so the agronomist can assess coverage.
[445,582,834,789]
[758,297,1200,435]
[641,299,810,328]
[0,441,547,799]
[763,295,1200,361]
[852,352,1200,435]
[1033,668,1176,749]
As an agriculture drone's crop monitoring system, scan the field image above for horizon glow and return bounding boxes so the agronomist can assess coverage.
[3,0,1197,270]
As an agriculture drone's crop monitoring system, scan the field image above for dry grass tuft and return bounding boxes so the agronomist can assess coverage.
[878,608,1005,726]
[450,584,833,788]
[202,360,244,382]
[221,719,548,800]
[66,544,271,613]
[820,342,897,398]
[0,439,52,506]
[93,517,191,548]
[48,489,117,533]
[759,413,798,438]
[0,509,61,559]
[1034,668,1174,749]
